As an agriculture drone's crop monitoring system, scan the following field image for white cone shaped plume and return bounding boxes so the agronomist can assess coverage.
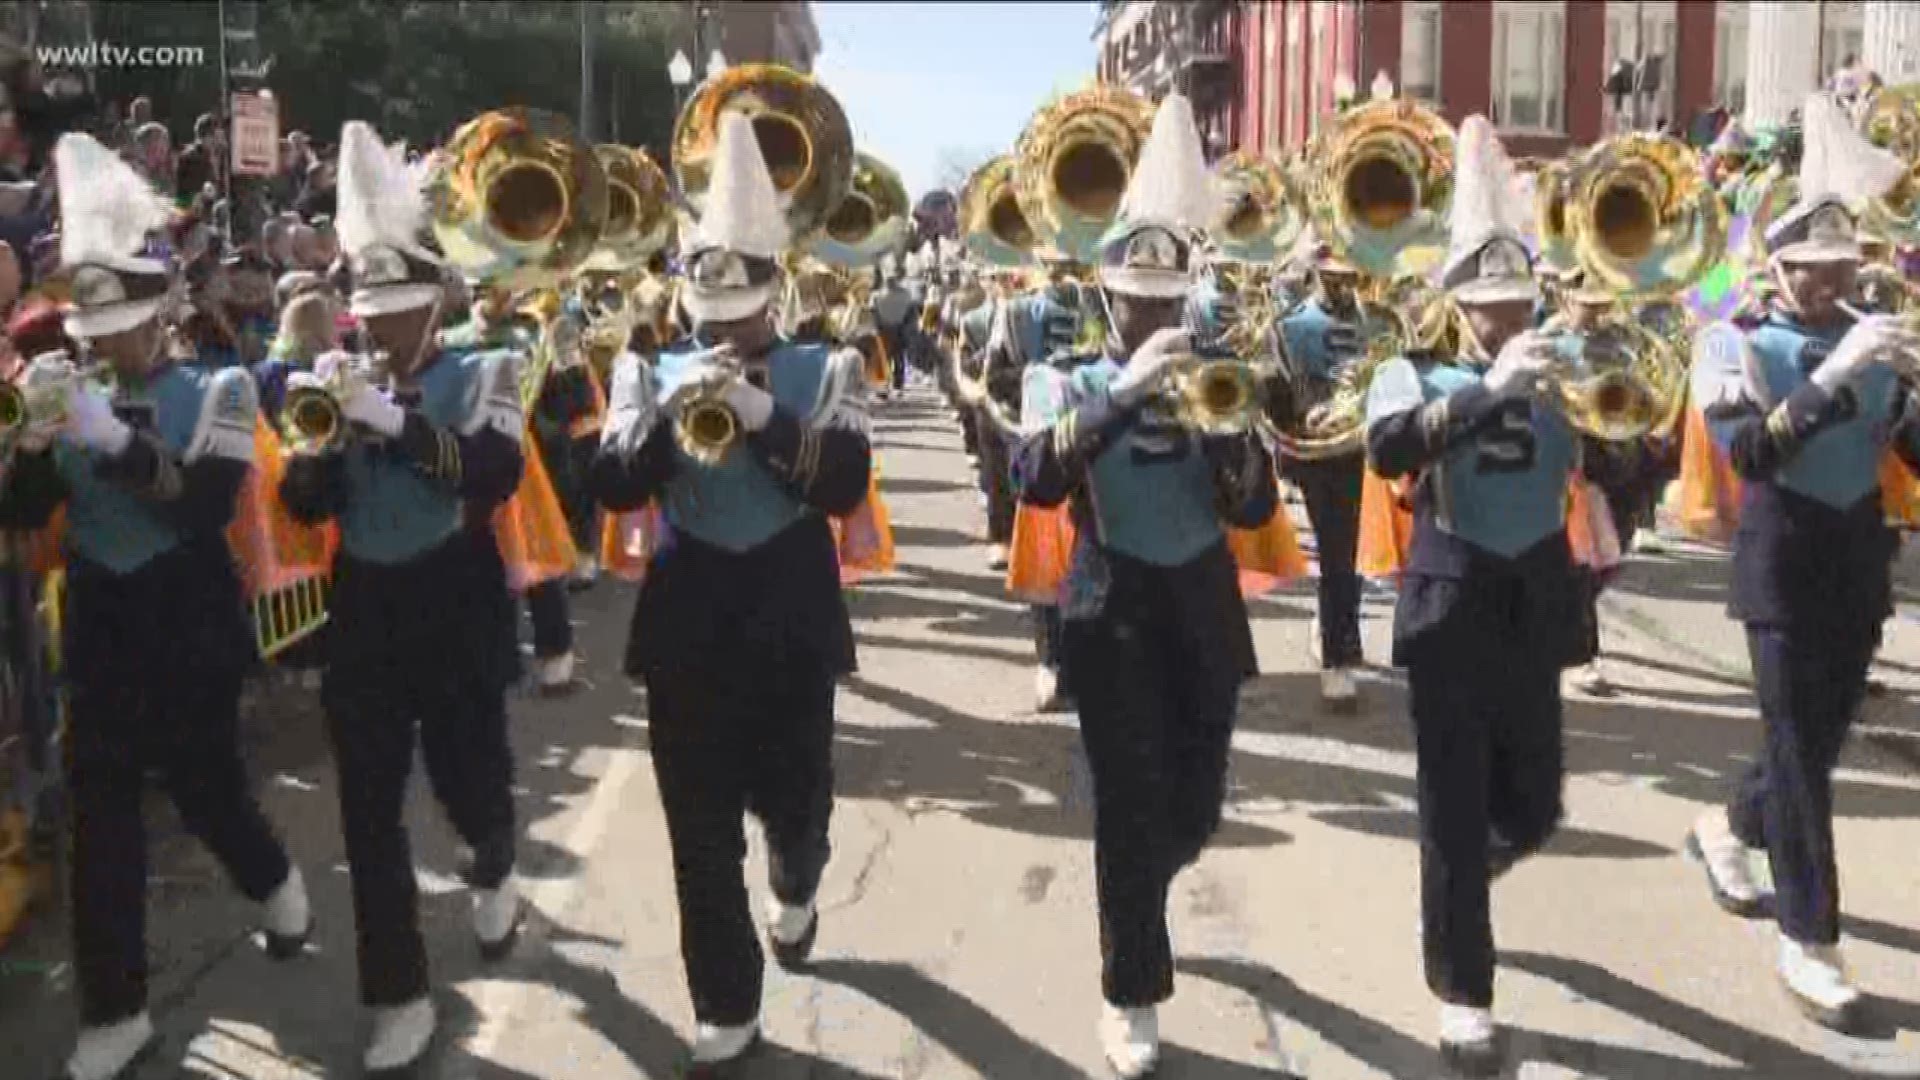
[1116,92,1217,234]
[1443,115,1526,266]
[54,133,171,272]
[1797,92,1906,205]
[336,120,434,262]
[693,111,788,259]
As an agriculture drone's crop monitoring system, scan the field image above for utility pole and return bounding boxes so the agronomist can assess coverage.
[1815,0,1828,86]
[579,1,597,142]
[1633,0,1647,130]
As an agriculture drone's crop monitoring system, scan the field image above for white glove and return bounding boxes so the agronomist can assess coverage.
[1814,314,1919,394]
[284,370,325,395]
[661,344,738,417]
[602,352,658,447]
[1482,331,1557,398]
[59,383,132,455]
[312,349,355,384]
[1108,327,1192,408]
[724,378,775,432]
[340,380,405,438]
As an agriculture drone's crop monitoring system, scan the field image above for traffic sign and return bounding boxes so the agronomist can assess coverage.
[230,91,279,177]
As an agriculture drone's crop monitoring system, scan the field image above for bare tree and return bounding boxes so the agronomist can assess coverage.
[932,144,994,196]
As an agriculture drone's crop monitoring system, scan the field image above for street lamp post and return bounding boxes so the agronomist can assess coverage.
[707,49,728,78]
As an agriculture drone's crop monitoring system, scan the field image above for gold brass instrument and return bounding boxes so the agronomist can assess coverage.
[581,145,675,272]
[1163,280,1283,436]
[281,361,369,454]
[959,155,1038,267]
[1310,98,1455,278]
[1561,132,1726,298]
[1859,86,1920,249]
[672,64,855,240]
[0,354,86,446]
[1271,290,1420,460]
[1538,316,1689,441]
[673,352,751,466]
[1212,150,1310,264]
[1532,158,1578,275]
[810,151,910,267]
[514,286,575,412]
[428,108,612,290]
[1013,86,1156,264]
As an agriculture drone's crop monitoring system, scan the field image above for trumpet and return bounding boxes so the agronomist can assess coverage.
[282,361,373,453]
[1161,285,1282,435]
[0,354,86,443]
[671,353,751,466]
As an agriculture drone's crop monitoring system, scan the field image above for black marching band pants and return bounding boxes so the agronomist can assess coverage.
[975,410,1017,547]
[1400,574,1566,1008]
[1728,623,1879,946]
[65,562,292,1025]
[1289,454,1365,668]
[646,655,836,1026]
[1065,612,1237,1007]
[323,544,519,1008]
[526,577,574,660]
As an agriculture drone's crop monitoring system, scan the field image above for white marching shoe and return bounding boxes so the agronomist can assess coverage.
[61,1013,155,1080]
[986,543,1009,571]
[536,652,577,695]
[1438,1003,1500,1075]
[1779,938,1862,1031]
[1320,667,1358,711]
[765,895,819,969]
[690,1019,762,1070]
[1685,809,1765,917]
[365,997,435,1076]
[1099,1004,1160,1079]
[1034,665,1068,713]
[474,876,525,961]
[1571,659,1615,696]
[570,555,599,587]
[261,865,312,959]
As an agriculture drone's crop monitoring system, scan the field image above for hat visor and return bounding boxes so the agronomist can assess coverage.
[681,283,772,325]
[350,282,443,318]
[1100,266,1190,300]
[1773,239,1862,265]
[1453,276,1541,306]
[65,297,163,340]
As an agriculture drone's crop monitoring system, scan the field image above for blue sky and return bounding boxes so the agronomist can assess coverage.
[813,2,1097,200]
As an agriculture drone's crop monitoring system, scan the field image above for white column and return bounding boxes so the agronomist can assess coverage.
[1864,1,1920,85]
[1745,1,1822,127]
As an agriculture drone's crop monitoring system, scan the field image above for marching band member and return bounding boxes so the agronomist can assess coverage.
[279,121,527,1075]
[1276,241,1368,709]
[590,113,871,1073]
[0,134,308,1080]
[1684,95,1920,1032]
[1363,117,1592,1074]
[1013,93,1278,1078]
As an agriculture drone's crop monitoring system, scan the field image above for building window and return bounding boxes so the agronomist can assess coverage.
[1400,1,1442,104]
[1606,1,1677,129]
[1714,3,1747,115]
[1492,1,1565,133]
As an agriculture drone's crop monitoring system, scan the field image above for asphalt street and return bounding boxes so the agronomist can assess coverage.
[3,385,1920,1079]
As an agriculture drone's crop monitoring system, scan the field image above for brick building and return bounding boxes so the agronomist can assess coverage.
[1096,1,1919,161]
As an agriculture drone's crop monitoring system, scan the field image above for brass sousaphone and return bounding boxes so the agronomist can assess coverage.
[959,154,1038,268]
[1012,85,1155,264]
[670,64,856,463]
[1311,97,1456,278]
[672,63,855,241]
[427,108,611,291]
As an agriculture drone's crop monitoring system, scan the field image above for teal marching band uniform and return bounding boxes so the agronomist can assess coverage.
[1012,93,1278,1079]
[276,122,527,1076]
[1360,116,1594,1074]
[588,111,873,1074]
[1684,109,1920,1027]
[5,134,308,1080]
[1273,249,1369,706]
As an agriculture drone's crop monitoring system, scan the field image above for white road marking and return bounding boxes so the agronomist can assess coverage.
[465,746,646,1059]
